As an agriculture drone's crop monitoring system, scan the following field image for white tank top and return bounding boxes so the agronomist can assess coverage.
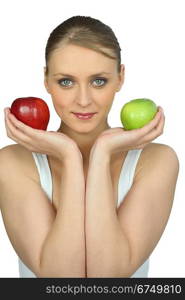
[18,149,149,277]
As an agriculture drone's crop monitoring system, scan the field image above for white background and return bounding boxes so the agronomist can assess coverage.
[0,0,184,277]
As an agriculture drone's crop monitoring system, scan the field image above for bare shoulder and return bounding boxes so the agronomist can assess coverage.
[142,142,179,158]
[0,143,30,158]
[0,144,39,183]
[117,142,179,276]
[135,142,179,181]
[0,144,24,174]
[0,144,55,276]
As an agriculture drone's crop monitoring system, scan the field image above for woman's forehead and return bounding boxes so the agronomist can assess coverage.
[48,44,117,74]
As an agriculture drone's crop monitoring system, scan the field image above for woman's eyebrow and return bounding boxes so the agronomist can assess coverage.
[53,72,111,78]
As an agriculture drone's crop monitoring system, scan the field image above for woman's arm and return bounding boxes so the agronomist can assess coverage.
[1,109,86,277]
[85,143,179,278]
[0,147,86,278]
[85,149,131,277]
[39,153,86,277]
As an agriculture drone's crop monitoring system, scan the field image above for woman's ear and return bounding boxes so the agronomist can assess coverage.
[116,64,125,92]
[44,67,50,94]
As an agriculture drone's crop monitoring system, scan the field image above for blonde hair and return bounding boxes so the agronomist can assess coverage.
[45,15,121,74]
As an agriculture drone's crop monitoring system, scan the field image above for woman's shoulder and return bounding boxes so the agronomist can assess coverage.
[141,142,178,158]
[0,143,31,164]
[141,142,179,161]
[0,144,39,182]
[135,142,179,180]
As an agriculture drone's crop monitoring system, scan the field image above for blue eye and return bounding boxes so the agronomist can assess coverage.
[93,78,107,87]
[58,78,73,87]
[57,77,108,88]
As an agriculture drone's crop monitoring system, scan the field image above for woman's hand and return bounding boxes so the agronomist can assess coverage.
[4,108,82,161]
[90,106,165,158]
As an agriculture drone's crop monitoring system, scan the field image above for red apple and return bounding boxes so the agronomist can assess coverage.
[10,97,50,130]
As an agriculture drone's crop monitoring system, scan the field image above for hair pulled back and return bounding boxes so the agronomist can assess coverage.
[45,15,121,74]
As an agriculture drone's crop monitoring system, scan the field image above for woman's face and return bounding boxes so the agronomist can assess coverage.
[44,44,124,134]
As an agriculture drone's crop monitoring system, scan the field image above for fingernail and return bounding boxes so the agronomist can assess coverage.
[158,107,163,113]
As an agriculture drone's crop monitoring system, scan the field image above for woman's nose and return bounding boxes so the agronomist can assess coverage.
[75,85,92,106]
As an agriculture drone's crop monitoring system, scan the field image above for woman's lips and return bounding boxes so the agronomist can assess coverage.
[72,112,97,120]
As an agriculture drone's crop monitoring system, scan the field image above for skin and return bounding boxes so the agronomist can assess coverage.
[4,43,163,163]
[1,43,179,277]
[44,44,125,164]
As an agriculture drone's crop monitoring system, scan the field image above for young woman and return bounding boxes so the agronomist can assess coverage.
[0,15,179,278]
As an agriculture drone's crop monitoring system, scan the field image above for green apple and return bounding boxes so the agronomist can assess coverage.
[120,98,157,130]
